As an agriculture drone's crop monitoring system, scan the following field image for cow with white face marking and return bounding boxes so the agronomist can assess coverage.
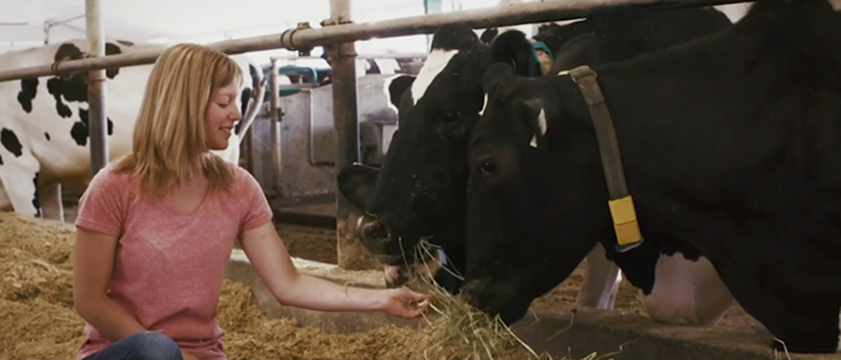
[337,26,538,294]
[336,6,733,309]
[0,40,265,220]
[464,0,841,353]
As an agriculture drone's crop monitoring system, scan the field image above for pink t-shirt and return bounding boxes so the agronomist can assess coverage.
[74,161,273,360]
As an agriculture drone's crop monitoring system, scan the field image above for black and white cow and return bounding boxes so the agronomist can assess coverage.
[464,0,841,353]
[0,40,265,221]
[336,7,733,311]
[338,25,532,295]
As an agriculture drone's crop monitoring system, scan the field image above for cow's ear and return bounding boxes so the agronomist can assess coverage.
[489,29,533,77]
[386,75,415,109]
[337,163,380,211]
[551,33,601,74]
[480,27,499,44]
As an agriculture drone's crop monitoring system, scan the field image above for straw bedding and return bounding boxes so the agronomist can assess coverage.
[0,212,582,360]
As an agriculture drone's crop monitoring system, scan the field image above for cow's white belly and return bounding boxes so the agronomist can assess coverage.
[641,253,734,326]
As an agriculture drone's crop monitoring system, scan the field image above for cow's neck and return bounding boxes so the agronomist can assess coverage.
[545,78,714,294]
[547,39,744,260]
[547,17,826,269]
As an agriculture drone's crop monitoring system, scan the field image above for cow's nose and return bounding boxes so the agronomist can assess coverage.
[459,279,484,306]
[360,219,390,243]
[384,265,411,288]
[356,215,391,247]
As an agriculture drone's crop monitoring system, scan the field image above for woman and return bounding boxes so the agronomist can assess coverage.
[72,43,430,360]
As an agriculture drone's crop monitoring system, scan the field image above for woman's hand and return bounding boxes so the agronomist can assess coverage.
[378,287,432,318]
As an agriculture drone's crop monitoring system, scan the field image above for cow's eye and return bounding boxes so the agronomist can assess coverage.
[443,112,460,123]
[479,159,497,175]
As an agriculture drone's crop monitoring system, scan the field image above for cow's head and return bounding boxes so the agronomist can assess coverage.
[336,25,539,287]
[460,62,605,324]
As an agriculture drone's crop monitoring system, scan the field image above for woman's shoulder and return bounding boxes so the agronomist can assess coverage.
[232,165,260,187]
[89,160,135,189]
[76,159,137,215]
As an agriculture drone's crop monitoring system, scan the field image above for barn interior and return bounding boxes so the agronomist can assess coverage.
[1,0,837,359]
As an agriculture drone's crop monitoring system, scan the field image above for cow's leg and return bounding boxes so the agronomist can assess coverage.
[0,145,42,218]
[576,242,622,309]
[39,182,64,222]
[0,181,12,212]
[641,253,734,325]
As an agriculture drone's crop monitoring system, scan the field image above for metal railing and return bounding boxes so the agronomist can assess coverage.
[0,0,749,82]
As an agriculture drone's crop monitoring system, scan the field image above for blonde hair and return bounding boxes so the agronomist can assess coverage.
[114,43,243,197]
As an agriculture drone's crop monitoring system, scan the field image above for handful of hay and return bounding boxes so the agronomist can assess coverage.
[387,239,558,360]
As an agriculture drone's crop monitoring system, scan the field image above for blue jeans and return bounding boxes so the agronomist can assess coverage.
[83,332,183,360]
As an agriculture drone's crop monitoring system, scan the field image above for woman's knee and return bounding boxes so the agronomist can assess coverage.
[125,332,182,360]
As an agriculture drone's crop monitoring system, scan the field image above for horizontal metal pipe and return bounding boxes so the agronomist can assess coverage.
[0,0,750,82]
[270,52,429,61]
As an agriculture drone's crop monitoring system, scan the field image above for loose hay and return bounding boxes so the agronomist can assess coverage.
[0,212,82,360]
[0,212,593,360]
[391,240,557,360]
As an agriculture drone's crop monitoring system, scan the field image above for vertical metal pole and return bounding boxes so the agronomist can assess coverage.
[330,0,379,270]
[269,58,283,198]
[86,0,108,174]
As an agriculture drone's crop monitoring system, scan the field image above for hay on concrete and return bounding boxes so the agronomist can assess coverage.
[0,212,596,360]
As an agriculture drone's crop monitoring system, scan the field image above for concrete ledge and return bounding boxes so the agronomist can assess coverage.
[225,250,841,360]
[226,249,425,334]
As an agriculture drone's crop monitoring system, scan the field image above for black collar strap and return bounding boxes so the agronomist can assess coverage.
[559,65,644,253]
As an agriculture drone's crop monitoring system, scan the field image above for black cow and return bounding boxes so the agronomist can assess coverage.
[337,7,734,307]
[464,0,841,353]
